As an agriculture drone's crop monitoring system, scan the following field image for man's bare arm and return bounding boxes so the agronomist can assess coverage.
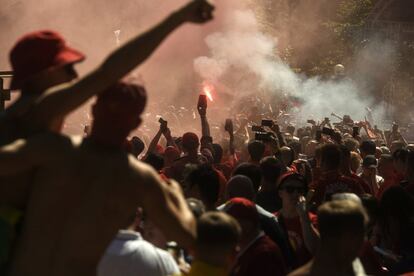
[138,165,196,248]
[30,0,215,128]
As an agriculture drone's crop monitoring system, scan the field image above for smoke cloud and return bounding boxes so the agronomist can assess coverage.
[194,8,390,127]
[0,0,399,138]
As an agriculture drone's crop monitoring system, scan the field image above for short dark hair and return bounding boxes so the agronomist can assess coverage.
[232,163,262,193]
[187,164,220,206]
[197,212,241,250]
[187,198,206,219]
[260,157,283,184]
[130,136,145,157]
[318,200,368,240]
[393,148,408,163]
[360,140,376,156]
[248,140,265,162]
[320,144,342,171]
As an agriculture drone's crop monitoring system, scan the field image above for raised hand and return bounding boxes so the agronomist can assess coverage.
[176,0,215,24]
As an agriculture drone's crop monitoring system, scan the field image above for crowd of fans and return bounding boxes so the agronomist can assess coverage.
[0,1,413,275]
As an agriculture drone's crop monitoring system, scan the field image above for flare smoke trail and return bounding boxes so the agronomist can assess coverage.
[194,9,388,125]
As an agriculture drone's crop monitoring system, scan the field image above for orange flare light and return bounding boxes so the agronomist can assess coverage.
[202,82,214,102]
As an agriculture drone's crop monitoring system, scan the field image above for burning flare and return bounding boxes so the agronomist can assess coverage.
[202,81,214,102]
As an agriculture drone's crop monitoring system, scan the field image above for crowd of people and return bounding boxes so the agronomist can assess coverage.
[0,1,413,275]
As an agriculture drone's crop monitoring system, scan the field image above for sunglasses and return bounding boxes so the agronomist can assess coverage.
[282,186,305,194]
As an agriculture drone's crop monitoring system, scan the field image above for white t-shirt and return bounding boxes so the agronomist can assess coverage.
[98,230,179,276]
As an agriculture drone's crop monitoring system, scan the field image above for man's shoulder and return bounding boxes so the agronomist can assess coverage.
[128,157,162,183]
[288,262,312,276]
[21,132,77,152]
[251,235,281,254]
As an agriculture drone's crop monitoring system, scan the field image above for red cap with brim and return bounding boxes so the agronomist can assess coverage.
[223,197,259,225]
[10,30,85,91]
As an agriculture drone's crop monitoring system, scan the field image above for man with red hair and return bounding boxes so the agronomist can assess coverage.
[0,82,195,276]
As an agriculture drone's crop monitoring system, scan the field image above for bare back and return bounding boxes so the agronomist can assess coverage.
[9,136,153,276]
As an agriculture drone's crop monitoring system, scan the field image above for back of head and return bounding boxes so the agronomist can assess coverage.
[279,146,294,167]
[379,186,414,252]
[182,132,200,153]
[143,153,164,171]
[318,199,368,241]
[343,138,360,153]
[130,136,145,157]
[226,175,255,201]
[164,146,180,163]
[406,150,414,180]
[320,144,342,171]
[187,164,220,207]
[248,140,265,162]
[232,162,262,193]
[380,185,414,222]
[393,148,408,163]
[288,141,301,158]
[379,153,393,164]
[260,156,283,184]
[350,151,362,173]
[339,145,351,172]
[92,82,147,143]
[187,198,206,219]
[360,140,376,157]
[223,197,260,233]
[196,212,241,258]
[390,140,405,154]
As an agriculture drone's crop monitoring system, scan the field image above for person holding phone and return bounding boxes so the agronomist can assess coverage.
[274,173,318,269]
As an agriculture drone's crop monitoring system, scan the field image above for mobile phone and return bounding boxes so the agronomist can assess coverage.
[159,117,168,128]
[225,119,233,132]
[352,126,359,137]
[322,127,335,137]
[197,94,207,109]
[252,125,265,132]
[261,119,273,127]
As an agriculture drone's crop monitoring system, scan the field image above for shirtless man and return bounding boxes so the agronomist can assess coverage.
[0,82,195,276]
[0,0,215,143]
[288,199,368,276]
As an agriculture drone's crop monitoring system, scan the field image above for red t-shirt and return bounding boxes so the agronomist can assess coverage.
[231,235,287,276]
[310,171,364,207]
[214,168,228,205]
[274,212,317,268]
[214,162,233,181]
[348,173,372,194]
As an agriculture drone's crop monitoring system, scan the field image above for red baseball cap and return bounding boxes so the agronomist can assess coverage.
[223,197,259,225]
[9,30,85,90]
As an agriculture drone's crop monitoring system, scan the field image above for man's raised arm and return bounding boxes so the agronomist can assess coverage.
[138,165,196,248]
[30,0,215,128]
